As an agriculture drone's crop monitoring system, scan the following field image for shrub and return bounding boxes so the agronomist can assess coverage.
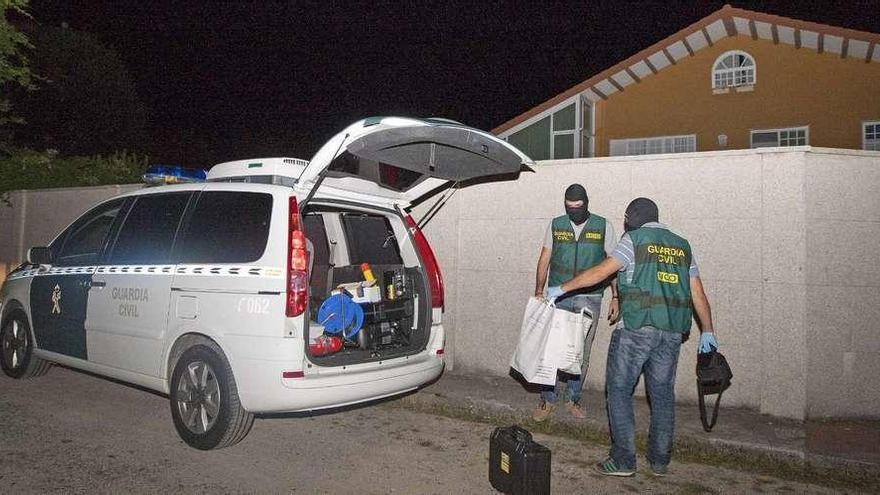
[0,148,146,202]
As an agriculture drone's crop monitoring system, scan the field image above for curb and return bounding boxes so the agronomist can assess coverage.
[389,386,880,491]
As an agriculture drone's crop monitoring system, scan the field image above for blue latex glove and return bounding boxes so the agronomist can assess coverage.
[699,333,718,353]
[546,286,564,301]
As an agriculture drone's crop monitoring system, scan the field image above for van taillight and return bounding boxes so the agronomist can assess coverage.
[405,215,444,310]
[287,197,308,317]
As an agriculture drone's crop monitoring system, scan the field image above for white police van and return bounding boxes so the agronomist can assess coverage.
[0,117,531,449]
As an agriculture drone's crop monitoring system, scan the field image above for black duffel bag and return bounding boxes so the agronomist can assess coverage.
[696,349,733,432]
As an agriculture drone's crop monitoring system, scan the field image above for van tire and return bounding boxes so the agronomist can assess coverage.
[169,343,254,450]
[0,310,50,379]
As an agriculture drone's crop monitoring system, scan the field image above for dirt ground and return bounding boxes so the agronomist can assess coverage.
[0,366,844,494]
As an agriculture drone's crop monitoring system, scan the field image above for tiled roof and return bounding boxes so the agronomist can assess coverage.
[493,5,880,135]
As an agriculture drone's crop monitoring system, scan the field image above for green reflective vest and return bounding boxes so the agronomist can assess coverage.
[547,214,607,295]
[619,226,693,333]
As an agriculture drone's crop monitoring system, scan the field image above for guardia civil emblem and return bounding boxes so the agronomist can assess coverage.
[51,284,62,315]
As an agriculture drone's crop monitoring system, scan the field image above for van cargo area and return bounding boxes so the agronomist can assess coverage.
[302,205,430,366]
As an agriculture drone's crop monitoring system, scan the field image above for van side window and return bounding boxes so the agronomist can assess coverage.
[341,214,403,265]
[54,198,126,267]
[175,192,272,264]
[109,193,191,265]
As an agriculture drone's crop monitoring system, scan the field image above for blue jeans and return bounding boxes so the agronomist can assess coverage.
[605,326,682,470]
[540,295,600,404]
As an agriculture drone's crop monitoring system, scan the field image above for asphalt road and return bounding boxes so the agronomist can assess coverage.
[0,366,837,494]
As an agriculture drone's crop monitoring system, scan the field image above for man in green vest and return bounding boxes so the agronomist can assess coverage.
[548,197,717,477]
[532,183,618,422]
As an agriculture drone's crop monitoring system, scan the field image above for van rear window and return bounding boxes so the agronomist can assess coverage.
[341,213,402,265]
[328,152,423,192]
[175,192,272,264]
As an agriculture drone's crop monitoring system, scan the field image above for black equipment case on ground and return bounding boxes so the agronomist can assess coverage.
[489,425,551,494]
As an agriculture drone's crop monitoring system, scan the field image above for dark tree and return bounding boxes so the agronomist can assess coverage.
[0,0,34,144]
[13,24,147,155]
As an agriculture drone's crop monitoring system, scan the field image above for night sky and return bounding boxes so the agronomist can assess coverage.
[29,1,880,167]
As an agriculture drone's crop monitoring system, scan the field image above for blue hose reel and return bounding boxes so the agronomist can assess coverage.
[317,292,364,339]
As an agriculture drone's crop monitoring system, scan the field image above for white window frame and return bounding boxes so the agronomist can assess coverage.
[711,50,756,89]
[579,95,595,158]
[608,134,696,157]
[750,126,809,148]
[551,104,577,160]
[863,121,880,151]
[501,95,591,160]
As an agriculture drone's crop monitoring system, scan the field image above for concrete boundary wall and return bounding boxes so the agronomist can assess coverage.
[2,148,878,420]
[1,184,142,265]
[415,147,880,420]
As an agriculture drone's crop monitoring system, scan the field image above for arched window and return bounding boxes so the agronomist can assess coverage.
[712,50,755,89]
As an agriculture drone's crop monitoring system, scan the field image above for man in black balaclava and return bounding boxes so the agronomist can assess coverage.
[547,197,718,477]
[564,184,590,224]
[623,197,659,232]
[532,183,619,422]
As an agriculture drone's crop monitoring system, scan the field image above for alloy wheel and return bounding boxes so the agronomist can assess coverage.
[1,320,27,370]
[175,360,222,434]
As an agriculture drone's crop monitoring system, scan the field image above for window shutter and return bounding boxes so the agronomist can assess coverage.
[609,140,627,156]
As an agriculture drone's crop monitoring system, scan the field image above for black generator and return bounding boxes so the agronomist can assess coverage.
[489,425,551,495]
[356,296,413,350]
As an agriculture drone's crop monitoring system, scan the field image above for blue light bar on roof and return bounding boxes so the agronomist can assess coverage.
[143,165,207,185]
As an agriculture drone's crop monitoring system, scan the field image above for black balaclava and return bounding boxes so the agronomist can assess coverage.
[564,184,589,225]
[624,197,659,232]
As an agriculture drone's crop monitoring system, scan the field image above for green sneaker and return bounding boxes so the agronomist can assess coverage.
[596,458,635,477]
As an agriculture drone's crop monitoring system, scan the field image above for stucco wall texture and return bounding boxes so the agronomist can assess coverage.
[595,36,880,156]
[1,148,877,420]
[416,147,880,420]
[0,184,143,266]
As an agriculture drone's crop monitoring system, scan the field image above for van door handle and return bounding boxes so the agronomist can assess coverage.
[90,280,107,289]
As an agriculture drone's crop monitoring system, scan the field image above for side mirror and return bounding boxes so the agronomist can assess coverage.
[27,247,54,265]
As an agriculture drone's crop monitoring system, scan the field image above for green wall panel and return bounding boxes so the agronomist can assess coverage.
[552,104,576,131]
[508,116,551,160]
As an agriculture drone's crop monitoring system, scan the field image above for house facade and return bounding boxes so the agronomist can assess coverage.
[493,5,880,158]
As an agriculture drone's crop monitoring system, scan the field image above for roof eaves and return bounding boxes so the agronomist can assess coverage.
[492,4,880,136]
[492,7,729,135]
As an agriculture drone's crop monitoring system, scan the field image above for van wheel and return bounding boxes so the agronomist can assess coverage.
[169,344,254,450]
[0,311,50,379]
